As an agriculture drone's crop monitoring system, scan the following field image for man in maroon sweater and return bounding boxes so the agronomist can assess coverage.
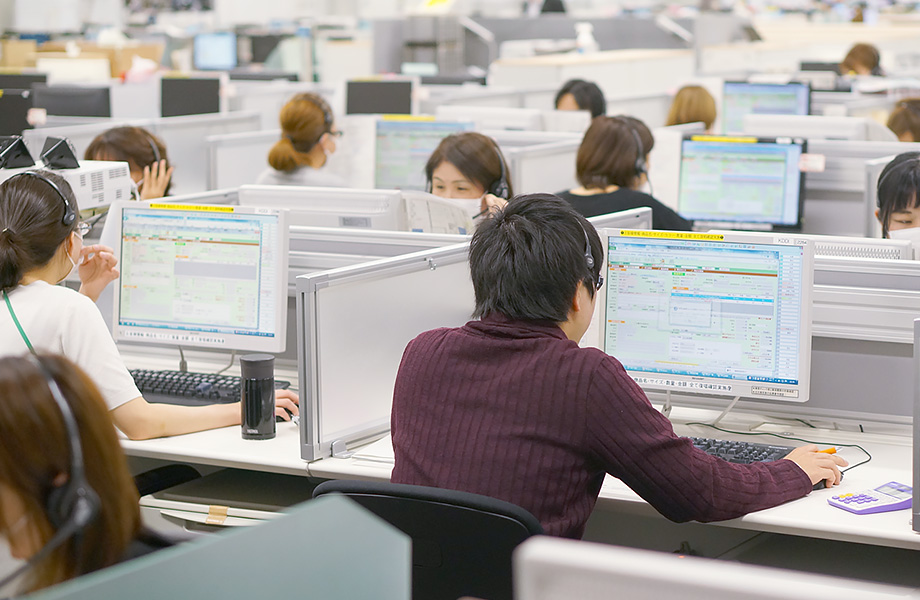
[390,194,846,538]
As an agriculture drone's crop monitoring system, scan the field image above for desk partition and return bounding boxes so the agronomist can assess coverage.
[26,497,410,600]
[295,243,473,460]
[206,129,278,190]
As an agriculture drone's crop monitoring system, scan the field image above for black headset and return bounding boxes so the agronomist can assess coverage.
[0,356,100,592]
[287,94,334,151]
[144,131,162,165]
[580,222,603,290]
[615,117,647,178]
[8,171,76,227]
[488,138,511,200]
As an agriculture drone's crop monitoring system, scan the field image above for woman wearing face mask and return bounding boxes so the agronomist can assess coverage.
[424,132,512,219]
[257,93,346,187]
[876,152,920,244]
[85,127,173,200]
[556,115,692,231]
[0,171,299,441]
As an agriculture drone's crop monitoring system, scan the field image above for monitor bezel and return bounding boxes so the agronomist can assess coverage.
[722,80,812,135]
[677,133,807,231]
[597,228,814,403]
[110,201,289,354]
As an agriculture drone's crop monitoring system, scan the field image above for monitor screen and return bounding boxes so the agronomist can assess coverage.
[374,119,474,190]
[31,84,111,118]
[193,32,238,71]
[161,77,221,117]
[677,135,806,229]
[0,90,32,136]
[600,230,813,402]
[346,80,414,115]
[112,203,289,353]
[722,81,811,134]
[0,73,47,90]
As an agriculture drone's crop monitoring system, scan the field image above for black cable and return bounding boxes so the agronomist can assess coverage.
[684,421,872,473]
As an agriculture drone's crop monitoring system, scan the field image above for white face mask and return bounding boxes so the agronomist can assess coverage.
[888,226,920,258]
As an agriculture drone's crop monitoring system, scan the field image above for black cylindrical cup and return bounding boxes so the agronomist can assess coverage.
[240,354,275,440]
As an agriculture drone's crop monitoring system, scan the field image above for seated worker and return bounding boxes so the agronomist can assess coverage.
[554,79,606,119]
[390,194,846,538]
[425,132,512,219]
[85,126,173,200]
[0,171,299,440]
[665,85,717,132]
[876,152,920,243]
[556,116,692,230]
[886,99,920,142]
[840,42,883,76]
[257,93,346,187]
[0,354,171,596]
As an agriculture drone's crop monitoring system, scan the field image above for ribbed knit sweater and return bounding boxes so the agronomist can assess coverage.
[391,314,812,538]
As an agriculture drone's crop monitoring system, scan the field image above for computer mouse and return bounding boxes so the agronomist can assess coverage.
[275,408,295,423]
[813,471,843,491]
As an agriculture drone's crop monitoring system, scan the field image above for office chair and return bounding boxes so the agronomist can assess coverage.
[312,480,544,600]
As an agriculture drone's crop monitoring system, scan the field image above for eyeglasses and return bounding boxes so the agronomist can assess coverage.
[76,221,91,238]
[328,130,344,138]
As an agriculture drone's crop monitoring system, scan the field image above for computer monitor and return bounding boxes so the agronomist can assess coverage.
[110,202,289,353]
[161,77,221,117]
[345,79,415,115]
[249,34,288,64]
[599,229,813,402]
[374,119,474,190]
[228,70,298,82]
[0,72,47,90]
[31,84,111,118]
[435,105,544,132]
[193,32,238,71]
[677,134,806,230]
[0,90,33,136]
[238,185,405,230]
[800,61,841,75]
[722,81,810,134]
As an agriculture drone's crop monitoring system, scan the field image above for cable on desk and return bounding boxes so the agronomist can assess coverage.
[215,350,236,376]
[684,421,872,473]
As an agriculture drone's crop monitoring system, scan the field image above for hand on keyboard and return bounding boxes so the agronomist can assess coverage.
[783,444,848,489]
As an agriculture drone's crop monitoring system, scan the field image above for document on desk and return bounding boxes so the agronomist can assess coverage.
[352,434,395,464]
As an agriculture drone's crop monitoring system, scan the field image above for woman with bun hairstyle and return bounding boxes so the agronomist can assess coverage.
[0,354,170,596]
[0,170,299,441]
[84,126,173,200]
[257,93,346,187]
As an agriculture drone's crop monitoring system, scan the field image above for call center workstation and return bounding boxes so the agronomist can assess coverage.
[4,0,920,598]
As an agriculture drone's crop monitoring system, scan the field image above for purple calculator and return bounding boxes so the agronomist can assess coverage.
[828,481,912,515]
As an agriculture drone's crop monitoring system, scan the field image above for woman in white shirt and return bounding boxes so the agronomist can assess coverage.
[0,171,299,440]
[256,93,346,187]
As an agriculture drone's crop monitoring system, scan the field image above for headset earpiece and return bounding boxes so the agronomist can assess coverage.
[144,132,162,166]
[581,225,594,270]
[629,126,647,177]
[488,138,511,200]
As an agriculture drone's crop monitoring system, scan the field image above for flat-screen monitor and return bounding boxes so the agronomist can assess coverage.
[193,32,238,71]
[111,202,289,353]
[238,185,405,230]
[0,90,33,136]
[374,119,474,190]
[722,81,811,134]
[161,77,221,117]
[0,72,47,90]
[800,61,841,75]
[677,134,806,230]
[599,229,813,402]
[31,84,111,118]
[345,80,414,115]
[249,34,287,64]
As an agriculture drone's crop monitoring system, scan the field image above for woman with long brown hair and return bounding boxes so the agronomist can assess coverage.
[257,93,345,187]
[85,126,173,200]
[0,354,167,596]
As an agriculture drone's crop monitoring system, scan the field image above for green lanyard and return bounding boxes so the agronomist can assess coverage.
[3,289,35,353]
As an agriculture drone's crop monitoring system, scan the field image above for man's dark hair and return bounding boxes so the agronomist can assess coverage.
[555,79,606,119]
[470,193,603,322]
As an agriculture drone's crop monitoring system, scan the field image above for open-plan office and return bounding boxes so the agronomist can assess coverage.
[4,1,920,598]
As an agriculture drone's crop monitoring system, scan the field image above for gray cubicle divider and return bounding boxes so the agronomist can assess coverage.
[22,112,262,197]
[913,318,919,534]
[25,496,410,600]
[661,255,920,427]
[227,80,338,130]
[295,242,473,461]
[800,140,920,237]
[207,129,278,190]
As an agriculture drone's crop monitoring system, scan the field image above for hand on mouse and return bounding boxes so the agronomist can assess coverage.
[783,444,848,489]
[274,388,299,421]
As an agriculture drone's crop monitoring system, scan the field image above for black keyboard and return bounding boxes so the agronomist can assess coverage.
[689,437,795,464]
[129,369,291,407]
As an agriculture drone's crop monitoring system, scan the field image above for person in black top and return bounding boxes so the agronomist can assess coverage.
[556,116,692,231]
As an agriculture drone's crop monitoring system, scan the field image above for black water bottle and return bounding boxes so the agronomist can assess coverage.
[240,354,275,440]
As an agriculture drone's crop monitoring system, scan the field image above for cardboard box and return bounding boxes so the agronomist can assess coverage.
[37,41,164,78]
[0,39,37,68]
